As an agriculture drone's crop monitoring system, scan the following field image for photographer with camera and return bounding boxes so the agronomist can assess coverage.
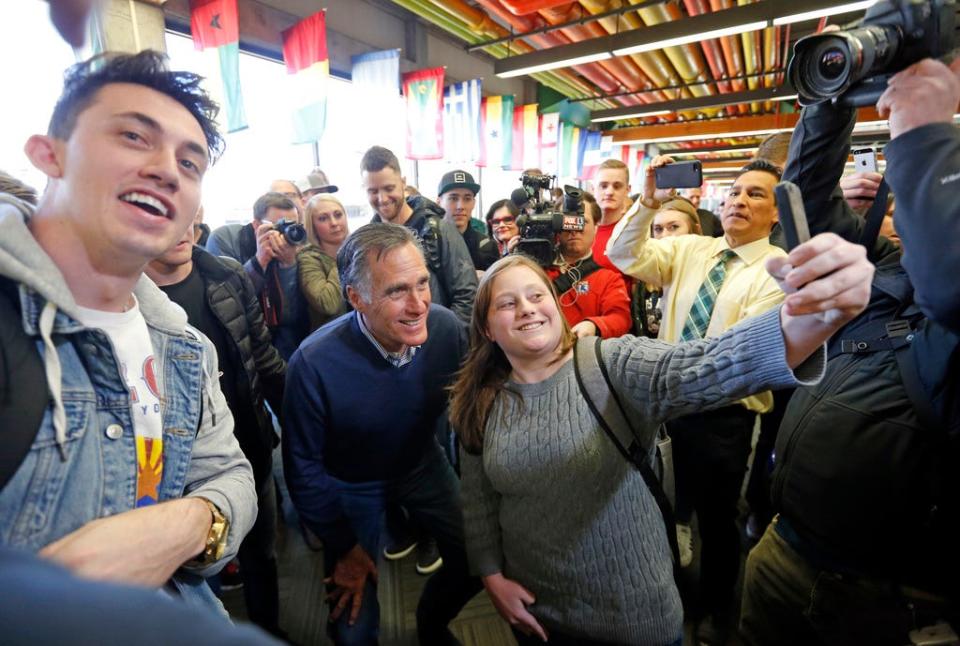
[738,3,960,643]
[207,192,310,360]
[544,192,632,339]
[876,56,960,331]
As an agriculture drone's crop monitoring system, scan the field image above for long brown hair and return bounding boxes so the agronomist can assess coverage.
[449,254,577,454]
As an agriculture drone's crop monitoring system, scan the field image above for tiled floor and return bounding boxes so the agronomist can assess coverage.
[221,519,515,645]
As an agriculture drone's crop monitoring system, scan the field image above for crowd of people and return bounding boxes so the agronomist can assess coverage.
[0,43,957,646]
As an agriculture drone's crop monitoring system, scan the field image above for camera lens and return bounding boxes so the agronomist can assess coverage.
[818,48,848,80]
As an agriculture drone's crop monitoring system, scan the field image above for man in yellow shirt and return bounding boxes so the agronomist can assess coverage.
[607,157,786,645]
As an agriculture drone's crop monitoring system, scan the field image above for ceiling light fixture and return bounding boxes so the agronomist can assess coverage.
[613,21,768,57]
[773,1,877,26]
[592,109,671,122]
[497,51,613,78]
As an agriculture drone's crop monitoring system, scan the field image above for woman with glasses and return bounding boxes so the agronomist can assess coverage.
[485,199,521,257]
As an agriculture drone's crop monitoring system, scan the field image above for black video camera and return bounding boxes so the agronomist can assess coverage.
[511,173,585,266]
[273,219,307,245]
[788,0,957,107]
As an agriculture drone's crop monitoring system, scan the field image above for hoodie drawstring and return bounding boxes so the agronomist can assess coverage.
[38,301,68,460]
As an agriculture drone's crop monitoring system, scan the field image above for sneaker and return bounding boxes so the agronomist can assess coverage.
[676,523,694,568]
[219,559,243,591]
[383,534,418,561]
[415,538,443,575]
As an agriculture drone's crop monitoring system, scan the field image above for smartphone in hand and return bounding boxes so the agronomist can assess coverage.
[655,160,703,189]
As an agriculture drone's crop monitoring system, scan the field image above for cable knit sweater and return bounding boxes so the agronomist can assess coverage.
[460,307,824,645]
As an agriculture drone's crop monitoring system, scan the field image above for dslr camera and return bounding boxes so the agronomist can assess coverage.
[788,0,957,107]
[512,172,586,266]
[272,219,307,245]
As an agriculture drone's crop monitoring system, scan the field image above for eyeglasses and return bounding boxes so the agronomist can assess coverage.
[490,215,516,227]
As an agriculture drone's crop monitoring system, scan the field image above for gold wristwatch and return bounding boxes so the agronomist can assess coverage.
[193,498,229,566]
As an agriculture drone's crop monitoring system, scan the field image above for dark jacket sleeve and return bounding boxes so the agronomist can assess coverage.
[884,122,960,333]
[281,350,357,560]
[777,102,899,263]
[438,219,479,323]
[236,266,286,417]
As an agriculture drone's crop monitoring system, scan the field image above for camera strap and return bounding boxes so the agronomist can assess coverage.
[858,176,890,250]
[553,257,602,296]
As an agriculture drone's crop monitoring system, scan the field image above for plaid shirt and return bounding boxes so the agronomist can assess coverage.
[357,311,419,368]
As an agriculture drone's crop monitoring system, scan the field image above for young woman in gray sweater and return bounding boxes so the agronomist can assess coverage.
[449,237,873,645]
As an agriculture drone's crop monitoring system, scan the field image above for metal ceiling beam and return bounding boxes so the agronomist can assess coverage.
[591,83,797,122]
[493,0,869,78]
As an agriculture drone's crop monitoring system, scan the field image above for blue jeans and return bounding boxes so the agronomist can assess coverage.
[324,441,482,645]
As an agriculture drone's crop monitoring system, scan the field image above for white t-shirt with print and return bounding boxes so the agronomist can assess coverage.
[75,298,164,507]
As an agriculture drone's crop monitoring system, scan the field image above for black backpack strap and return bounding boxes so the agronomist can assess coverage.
[552,257,603,296]
[857,177,891,250]
[573,337,680,567]
[0,278,48,491]
[892,322,943,433]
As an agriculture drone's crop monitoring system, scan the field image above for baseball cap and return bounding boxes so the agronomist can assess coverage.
[437,170,480,197]
[299,168,338,194]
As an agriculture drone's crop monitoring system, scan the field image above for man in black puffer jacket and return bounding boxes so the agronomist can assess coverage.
[147,229,287,638]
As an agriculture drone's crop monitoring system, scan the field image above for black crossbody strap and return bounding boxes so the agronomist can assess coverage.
[573,337,680,567]
[553,257,603,296]
[858,177,890,250]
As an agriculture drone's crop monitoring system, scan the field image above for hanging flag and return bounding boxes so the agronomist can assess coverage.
[443,79,482,164]
[509,103,540,171]
[190,0,247,132]
[477,95,514,169]
[580,131,604,180]
[352,50,400,150]
[539,112,560,175]
[402,67,445,160]
[559,121,581,180]
[282,10,329,144]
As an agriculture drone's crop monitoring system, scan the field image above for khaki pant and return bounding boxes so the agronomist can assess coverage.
[739,518,956,646]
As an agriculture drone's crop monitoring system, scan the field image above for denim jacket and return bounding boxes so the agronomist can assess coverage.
[0,195,256,609]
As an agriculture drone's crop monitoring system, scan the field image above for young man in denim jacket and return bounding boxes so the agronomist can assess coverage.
[0,51,255,612]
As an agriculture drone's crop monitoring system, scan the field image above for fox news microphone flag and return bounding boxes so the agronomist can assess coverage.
[189,0,247,132]
[282,10,329,144]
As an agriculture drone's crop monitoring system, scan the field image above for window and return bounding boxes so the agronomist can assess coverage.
[0,0,79,194]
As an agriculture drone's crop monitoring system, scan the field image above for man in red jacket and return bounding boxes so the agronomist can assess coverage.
[546,193,632,338]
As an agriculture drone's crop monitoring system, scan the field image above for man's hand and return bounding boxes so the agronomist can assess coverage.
[839,171,884,212]
[39,498,211,587]
[642,155,677,205]
[482,573,548,642]
[877,57,960,140]
[325,544,378,626]
[255,221,280,270]
[769,232,873,325]
[571,320,598,338]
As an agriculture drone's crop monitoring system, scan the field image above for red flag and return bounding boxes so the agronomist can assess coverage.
[281,11,329,143]
[190,0,238,48]
[282,11,329,73]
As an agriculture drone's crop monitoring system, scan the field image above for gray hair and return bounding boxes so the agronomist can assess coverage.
[337,223,424,303]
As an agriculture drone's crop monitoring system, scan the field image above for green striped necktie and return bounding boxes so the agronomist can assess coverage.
[680,249,737,342]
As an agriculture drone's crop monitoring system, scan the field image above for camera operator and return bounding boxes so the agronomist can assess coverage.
[544,192,632,339]
[738,7,960,641]
[207,192,310,360]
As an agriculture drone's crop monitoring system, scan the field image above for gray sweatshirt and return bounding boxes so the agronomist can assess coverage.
[460,307,824,644]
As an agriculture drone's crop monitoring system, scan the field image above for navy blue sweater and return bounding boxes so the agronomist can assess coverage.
[282,305,467,558]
